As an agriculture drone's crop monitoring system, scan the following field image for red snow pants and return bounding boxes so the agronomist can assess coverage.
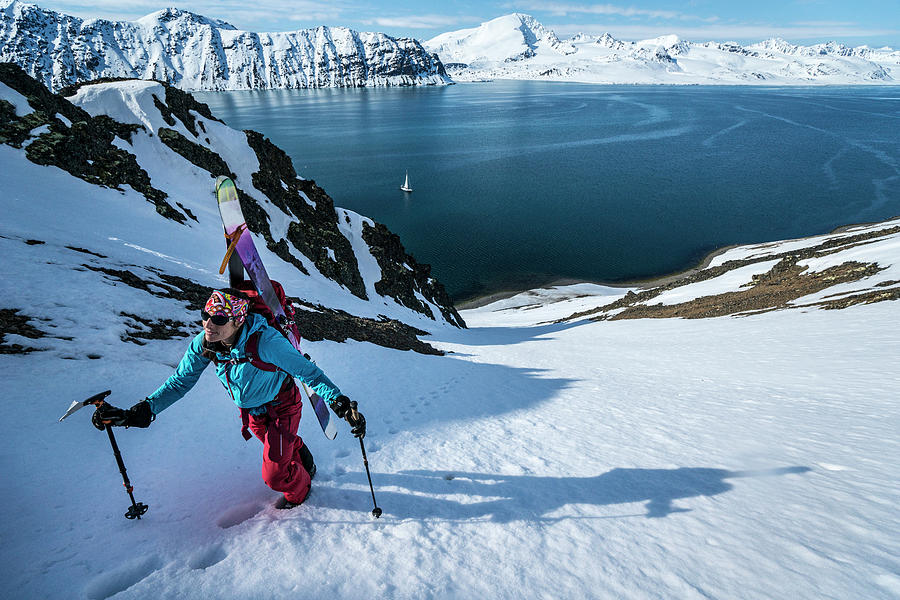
[243,380,311,505]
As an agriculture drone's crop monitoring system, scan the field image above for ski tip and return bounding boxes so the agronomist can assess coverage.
[215,175,233,192]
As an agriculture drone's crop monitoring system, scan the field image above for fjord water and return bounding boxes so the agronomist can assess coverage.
[195,82,900,301]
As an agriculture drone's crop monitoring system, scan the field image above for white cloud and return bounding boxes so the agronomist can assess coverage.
[505,2,718,22]
[363,15,479,30]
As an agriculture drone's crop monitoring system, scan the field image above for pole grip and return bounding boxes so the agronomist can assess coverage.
[85,390,112,407]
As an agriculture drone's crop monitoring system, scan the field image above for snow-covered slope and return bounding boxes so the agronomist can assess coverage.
[0,0,449,92]
[0,64,463,361]
[1,201,898,598]
[426,13,899,85]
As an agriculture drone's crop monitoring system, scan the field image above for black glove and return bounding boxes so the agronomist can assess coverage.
[331,395,352,419]
[92,400,155,430]
[330,396,366,438]
[346,400,366,439]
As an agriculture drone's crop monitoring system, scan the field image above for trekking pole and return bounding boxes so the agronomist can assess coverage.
[104,421,149,519]
[59,390,149,520]
[350,402,382,518]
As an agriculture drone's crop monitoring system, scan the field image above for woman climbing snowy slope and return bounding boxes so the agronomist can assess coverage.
[92,289,366,509]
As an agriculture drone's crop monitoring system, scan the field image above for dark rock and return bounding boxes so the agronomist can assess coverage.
[176,202,199,222]
[243,130,366,297]
[120,311,194,344]
[362,221,466,328]
[154,86,223,137]
[66,246,107,258]
[157,126,233,179]
[294,302,443,355]
[0,308,45,353]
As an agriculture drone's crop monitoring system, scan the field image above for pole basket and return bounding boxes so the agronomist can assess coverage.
[125,502,149,520]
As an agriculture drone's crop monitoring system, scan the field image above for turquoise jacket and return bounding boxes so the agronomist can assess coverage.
[147,313,341,415]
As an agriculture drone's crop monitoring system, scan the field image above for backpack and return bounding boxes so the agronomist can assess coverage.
[231,279,304,372]
[231,280,301,346]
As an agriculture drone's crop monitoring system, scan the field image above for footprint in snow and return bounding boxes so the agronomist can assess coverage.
[83,555,162,600]
[216,503,264,529]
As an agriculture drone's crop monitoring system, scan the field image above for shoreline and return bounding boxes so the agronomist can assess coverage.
[456,217,900,311]
[456,243,736,311]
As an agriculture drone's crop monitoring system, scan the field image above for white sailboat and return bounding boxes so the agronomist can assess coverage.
[400,170,413,193]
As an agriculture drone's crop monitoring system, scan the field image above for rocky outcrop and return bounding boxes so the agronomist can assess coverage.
[0,308,45,353]
[76,252,444,354]
[294,302,442,355]
[242,131,367,299]
[0,62,186,222]
[557,224,900,322]
[362,222,466,328]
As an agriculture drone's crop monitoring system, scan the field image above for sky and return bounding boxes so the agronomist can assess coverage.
[17,0,900,47]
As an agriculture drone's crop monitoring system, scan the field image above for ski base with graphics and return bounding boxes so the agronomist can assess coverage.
[215,175,338,440]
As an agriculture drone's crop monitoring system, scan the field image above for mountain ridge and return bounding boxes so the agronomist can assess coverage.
[425,13,899,85]
[0,0,450,92]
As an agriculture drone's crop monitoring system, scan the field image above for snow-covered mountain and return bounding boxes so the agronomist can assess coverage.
[426,13,899,85]
[3,63,899,600]
[0,63,463,360]
[425,12,574,66]
[0,0,450,92]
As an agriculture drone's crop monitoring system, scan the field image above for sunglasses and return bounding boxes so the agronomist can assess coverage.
[201,311,231,326]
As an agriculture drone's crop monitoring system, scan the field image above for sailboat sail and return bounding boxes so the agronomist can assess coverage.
[400,171,413,192]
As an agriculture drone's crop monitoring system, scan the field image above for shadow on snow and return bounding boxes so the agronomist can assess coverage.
[313,466,811,521]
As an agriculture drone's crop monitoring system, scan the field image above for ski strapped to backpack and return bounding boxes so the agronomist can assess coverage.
[203,280,338,440]
[231,279,303,347]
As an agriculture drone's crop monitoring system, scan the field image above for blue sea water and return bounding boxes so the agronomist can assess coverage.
[194,82,900,301]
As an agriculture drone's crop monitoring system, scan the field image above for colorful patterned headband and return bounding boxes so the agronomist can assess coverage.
[204,290,249,325]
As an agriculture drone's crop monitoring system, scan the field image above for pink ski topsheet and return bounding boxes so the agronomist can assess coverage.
[215,176,337,439]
